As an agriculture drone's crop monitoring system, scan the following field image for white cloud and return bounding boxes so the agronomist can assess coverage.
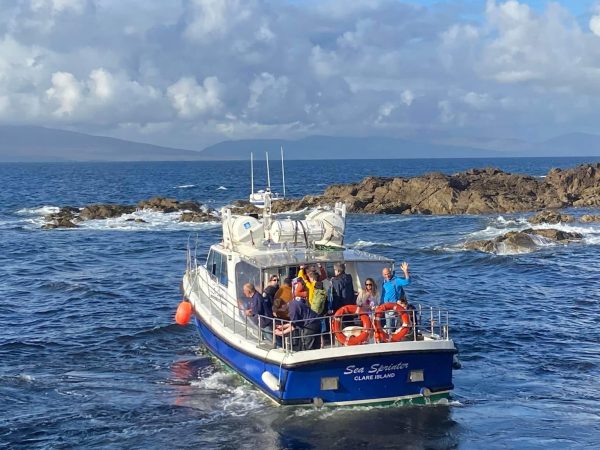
[89,68,113,100]
[590,15,600,37]
[167,76,223,118]
[1,0,600,148]
[31,0,86,14]
[46,71,82,115]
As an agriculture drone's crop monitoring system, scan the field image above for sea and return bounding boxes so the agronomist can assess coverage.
[1,157,599,449]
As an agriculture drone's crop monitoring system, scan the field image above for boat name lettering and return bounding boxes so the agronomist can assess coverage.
[343,362,409,376]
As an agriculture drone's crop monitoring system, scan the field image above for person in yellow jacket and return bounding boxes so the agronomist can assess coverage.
[297,263,327,308]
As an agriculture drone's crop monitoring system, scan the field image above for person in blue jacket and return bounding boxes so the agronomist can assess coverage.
[274,296,321,350]
[242,283,273,341]
[380,262,410,331]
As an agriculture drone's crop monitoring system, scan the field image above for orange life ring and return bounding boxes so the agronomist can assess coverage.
[332,305,372,346]
[373,303,411,343]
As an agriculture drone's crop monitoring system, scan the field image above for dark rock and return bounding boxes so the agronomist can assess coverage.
[464,228,582,254]
[529,210,575,224]
[180,211,215,223]
[263,163,600,216]
[581,214,600,222]
[43,217,78,229]
[80,204,135,220]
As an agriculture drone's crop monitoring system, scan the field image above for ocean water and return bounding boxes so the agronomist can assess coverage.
[1,157,600,449]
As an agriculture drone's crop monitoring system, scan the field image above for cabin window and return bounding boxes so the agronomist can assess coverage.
[235,261,261,300]
[205,249,228,287]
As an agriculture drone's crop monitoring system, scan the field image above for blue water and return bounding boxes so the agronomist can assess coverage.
[1,157,600,449]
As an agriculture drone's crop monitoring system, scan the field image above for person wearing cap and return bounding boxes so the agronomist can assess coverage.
[380,262,411,331]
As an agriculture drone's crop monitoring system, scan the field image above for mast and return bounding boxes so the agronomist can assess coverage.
[266,151,271,190]
[281,146,286,198]
[250,152,254,195]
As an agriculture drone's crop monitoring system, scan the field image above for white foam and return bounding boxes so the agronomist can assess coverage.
[175,184,196,189]
[77,209,220,231]
[191,371,267,415]
[348,240,394,249]
[217,186,228,190]
[16,205,60,216]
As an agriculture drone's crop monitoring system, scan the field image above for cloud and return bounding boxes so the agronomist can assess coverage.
[46,71,82,115]
[1,0,600,148]
[590,15,600,37]
[167,76,223,118]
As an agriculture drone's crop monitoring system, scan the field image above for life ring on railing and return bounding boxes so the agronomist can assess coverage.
[332,305,372,346]
[373,303,411,343]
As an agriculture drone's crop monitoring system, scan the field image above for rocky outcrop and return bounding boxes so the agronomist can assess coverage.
[464,228,583,254]
[80,204,136,220]
[180,211,215,223]
[43,206,79,229]
[265,163,600,215]
[580,214,600,222]
[528,210,575,224]
[137,197,204,213]
[42,197,216,228]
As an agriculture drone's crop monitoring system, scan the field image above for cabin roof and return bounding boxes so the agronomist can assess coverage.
[232,246,393,269]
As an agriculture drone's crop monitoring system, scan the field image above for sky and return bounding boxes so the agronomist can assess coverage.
[2,0,600,150]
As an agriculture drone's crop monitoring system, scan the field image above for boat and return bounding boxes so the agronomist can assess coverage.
[249,148,285,208]
[180,191,457,406]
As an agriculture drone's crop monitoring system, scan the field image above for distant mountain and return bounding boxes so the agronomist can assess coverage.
[3,125,600,162]
[0,126,205,162]
[200,135,505,160]
[536,132,600,156]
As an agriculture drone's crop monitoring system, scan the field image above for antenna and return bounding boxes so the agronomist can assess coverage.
[250,152,254,195]
[266,151,271,190]
[281,146,286,198]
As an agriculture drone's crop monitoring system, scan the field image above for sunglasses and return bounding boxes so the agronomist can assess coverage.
[365,283,373,286]
[271,277,279,281]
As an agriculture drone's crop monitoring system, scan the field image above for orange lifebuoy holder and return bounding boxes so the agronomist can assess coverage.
[373,303,411,343]
[332,305,372,346]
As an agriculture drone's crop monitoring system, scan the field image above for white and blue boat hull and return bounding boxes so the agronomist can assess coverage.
[194,315,455,406]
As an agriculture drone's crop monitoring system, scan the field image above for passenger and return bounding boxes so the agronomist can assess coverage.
[330,262,356,329]
[311,281,327,315]
[242,283,273,341]
[272,277,292,320]
[356,278,378,311]
[297,263,326,307]
[292,276,308,301]
[397,296,419,338]
[311,281,328,349]
[274,277,293,302]
[380,262,410,332]
[263,275,279,305]
[329,262,355,313]
[274,295,321,350]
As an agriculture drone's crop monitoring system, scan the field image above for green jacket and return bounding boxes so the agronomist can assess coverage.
[311,288,327,315]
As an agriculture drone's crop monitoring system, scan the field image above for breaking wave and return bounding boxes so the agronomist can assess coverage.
[347,240,394,249]
[8,205,220,232]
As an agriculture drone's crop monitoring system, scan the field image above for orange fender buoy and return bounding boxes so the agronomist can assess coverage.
[175,301,192,325]
[373,303,411,342]
[332,305,372,346]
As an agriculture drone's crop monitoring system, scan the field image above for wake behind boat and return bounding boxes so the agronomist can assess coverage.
[180,191,457,406]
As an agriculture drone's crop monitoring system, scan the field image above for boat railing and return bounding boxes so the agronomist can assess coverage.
[187,266,450,353]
